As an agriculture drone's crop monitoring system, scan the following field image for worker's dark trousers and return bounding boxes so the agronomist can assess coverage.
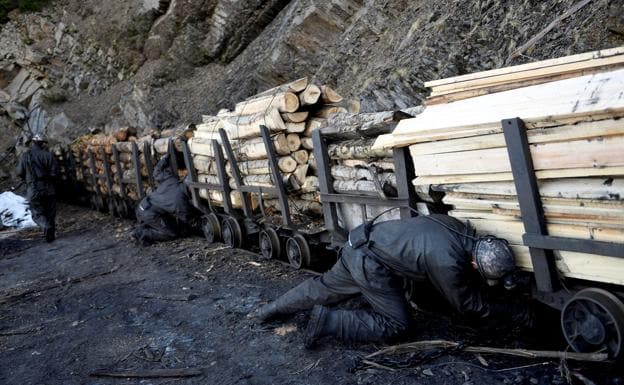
[29,194,56,231]
[271,247,410,342]
[134,206,177,243]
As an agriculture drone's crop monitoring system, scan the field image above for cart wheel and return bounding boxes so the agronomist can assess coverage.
[561,288,624,359]
[202,213,222,244]
[259,227,280,260]
[286,234,311,269]
[221,217,244,249]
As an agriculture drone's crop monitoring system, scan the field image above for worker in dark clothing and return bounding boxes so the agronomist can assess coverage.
[131,154,199,245]
[253,214,533,348]
[15,133,58,242]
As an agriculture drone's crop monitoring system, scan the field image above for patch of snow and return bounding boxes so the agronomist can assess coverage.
[0,192,37,229]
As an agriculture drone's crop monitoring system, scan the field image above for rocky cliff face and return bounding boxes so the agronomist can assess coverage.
[0,0,622,160]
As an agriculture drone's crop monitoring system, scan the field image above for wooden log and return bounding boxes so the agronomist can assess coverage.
[410,135,624,176]
[198,189,257,210]
[285,122,306,133]
[281,111,309,123]
[291,149,309,165]
[233,134,290,160]
[264,198,322,217]
[307,153,317,173]
[298,84,321,106]
[235,92,300,114]
[223,108,286,140]
[193,155,216,174]
[303,118,326,137]
[249,77,309,100]
[229,173,300,191]
[226,156,298,176]
[321,110,404,139]
[333,180,397,197]
[189,137,219,158]
[330,165,396,186]
[293,164,309,185]
[153,138,170,155]
[301,137,314,150]
[315,105,348,118]
[432,178,624,201]
[196,173,220,185]
[301,176,319,193]
[115,142,135,154]
[328,139,393,160]
[341,159,395,171]
[320,85,343,103]
[286,133,301,152]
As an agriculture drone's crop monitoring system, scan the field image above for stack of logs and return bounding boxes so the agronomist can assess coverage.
[374,47,624,285]
[189,77,359,224]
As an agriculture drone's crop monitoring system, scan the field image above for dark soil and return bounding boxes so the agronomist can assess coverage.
[0,204,620,385]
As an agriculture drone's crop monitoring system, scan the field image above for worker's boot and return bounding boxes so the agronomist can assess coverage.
[44,226,55,243]
[304,305,329,349]
[253,287,314,322]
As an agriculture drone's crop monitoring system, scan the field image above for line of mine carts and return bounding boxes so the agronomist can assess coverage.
[50,68,624,360]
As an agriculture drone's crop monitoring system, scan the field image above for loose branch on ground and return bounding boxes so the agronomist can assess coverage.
[366,340,609,362]
[90,368,203,378]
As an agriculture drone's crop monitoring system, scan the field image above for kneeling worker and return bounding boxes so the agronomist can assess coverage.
[132,154,199,245]
[254,214,534,348]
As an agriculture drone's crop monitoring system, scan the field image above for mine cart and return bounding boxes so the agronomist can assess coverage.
[499,117,624,359]
[181,136,239,246]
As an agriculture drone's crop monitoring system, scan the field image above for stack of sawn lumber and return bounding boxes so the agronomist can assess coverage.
[373,46,624,285]
[188,77,357,224]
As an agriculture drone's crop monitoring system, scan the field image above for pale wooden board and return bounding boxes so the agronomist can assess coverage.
[449,209,624,229]
[389,69,624,146]
[410,135,624,176]
[424,46,624,87]
[412,167,624,185]
[430,55,624,94]
[432,178,624,201]
[408,118,624,156]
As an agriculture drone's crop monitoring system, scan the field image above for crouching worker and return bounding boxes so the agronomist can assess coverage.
[132,154,199,245]
[252,214,534,348]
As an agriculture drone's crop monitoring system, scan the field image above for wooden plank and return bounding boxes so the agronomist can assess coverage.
[412,167,624,185]
[408,118,624,156]
[432,178,624,201]
[410,135,624,176]
[424,46,624,88]
[511,245,624,285]
[431,53,624,95]
[388,69,624,146]
[449,209,624,229]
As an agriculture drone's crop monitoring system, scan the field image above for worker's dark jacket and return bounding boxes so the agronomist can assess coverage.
[268,215,510,343]
[15,143,58,229]
[134,156,195,243]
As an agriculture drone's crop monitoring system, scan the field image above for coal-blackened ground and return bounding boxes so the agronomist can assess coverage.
[0,204,621,385]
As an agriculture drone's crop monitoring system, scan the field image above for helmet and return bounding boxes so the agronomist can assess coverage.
[473,236,516,285]
[32,133,48,142]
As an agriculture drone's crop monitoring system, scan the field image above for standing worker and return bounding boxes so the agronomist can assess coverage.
[253,214,534,348]
[15,133,59,242]
[131,154,199,245]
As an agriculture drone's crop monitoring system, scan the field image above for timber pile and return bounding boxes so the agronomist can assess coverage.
[373,47,624,285]
[320,107,423,230]
[70,129,157,200]
[190,77,358,223]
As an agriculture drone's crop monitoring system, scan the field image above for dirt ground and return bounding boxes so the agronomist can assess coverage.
[0,204,621,385]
